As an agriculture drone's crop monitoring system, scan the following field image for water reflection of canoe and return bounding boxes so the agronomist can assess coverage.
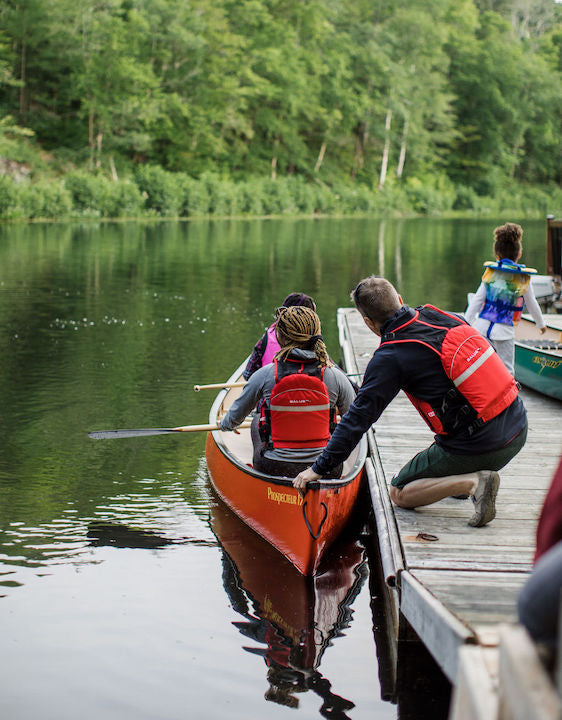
[205,359,367,575]
[209,496,367,712]
[514,315,562,401]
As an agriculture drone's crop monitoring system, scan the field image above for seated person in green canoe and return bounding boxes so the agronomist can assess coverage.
[220,306,355,478]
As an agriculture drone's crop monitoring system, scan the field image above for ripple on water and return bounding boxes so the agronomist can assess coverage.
[0,483,217,598]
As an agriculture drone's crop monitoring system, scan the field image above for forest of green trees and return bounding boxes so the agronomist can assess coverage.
[0,0,561,220]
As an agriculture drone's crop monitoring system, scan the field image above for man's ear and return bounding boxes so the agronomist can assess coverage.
[362,315,380,336]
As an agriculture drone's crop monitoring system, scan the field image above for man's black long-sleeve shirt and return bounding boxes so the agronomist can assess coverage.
[312,305,527,476]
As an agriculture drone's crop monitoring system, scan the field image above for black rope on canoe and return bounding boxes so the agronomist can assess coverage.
[302,501,328,540]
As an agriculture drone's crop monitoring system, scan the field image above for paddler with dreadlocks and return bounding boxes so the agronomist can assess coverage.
[220,306,355,478]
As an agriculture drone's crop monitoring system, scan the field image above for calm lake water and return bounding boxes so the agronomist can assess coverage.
[0,217,547,720]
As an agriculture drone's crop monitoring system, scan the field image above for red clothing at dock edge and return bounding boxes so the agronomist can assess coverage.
[535,456,562,563]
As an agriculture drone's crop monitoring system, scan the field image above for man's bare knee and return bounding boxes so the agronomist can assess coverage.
[389,485,407,507]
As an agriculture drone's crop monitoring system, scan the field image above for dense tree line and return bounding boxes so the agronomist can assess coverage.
[0,0,561,217]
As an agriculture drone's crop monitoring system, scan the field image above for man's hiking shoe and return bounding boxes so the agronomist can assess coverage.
[468,471,500,527]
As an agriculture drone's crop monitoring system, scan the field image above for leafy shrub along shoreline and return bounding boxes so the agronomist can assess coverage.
[1,169,560,221]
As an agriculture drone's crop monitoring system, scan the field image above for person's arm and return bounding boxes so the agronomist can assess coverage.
[329,366,356,415]
[523,285,547,334]
[464,282,486,324]
[243,332,268,380]
[293,466,321,493]
[535,458,562,562]
[220,368,269,430]
[296,347,402,483]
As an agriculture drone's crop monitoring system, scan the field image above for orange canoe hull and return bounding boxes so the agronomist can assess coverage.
[205,431,365,575]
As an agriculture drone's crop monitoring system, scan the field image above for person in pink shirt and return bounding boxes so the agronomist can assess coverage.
[243,293,316,379]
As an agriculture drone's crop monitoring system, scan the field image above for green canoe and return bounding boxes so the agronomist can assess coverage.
[515,315,562,401]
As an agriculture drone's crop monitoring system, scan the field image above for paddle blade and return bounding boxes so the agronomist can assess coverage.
[88,428,177,439]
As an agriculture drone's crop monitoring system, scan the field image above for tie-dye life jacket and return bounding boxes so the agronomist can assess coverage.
[479,259,537,335]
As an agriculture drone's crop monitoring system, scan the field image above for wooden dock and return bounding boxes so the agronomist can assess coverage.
[337,307,562,720]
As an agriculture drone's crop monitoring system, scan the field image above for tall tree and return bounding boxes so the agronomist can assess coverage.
[1,0,48,116]
[372,1,456,185]
[42,0,162,170]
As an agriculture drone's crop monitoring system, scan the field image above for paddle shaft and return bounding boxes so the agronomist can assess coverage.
[193,372,361,392]
[194,381,247,392]
[89,420,252,440]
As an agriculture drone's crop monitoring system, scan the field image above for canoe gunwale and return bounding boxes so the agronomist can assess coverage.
[515,346,561,358]
[209,427,366,490]
[514,340,562,358]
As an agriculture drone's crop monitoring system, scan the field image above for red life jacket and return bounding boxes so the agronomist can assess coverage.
[380,305,518,435]
[260,358,333,449]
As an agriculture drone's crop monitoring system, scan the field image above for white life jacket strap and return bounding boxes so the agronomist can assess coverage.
[452,345,495,387]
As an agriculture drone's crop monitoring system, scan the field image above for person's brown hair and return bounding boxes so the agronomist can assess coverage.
[281,292,316,311]
[274,306,332,367]
[351,276,401,325]
[493,222,522,262]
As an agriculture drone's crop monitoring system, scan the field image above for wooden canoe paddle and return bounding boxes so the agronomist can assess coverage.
[193,381,247,392]
[88,420,252,440]
[193,373,362,392]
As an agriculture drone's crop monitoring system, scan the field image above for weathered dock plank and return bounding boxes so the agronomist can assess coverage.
[337,306,562,717]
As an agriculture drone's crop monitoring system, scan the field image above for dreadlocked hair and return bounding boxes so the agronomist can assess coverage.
[274,306,332,367]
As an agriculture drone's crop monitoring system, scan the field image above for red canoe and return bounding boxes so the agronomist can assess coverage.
[205,359,367,575]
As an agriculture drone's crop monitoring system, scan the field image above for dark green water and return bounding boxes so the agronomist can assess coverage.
[0,217,546,720]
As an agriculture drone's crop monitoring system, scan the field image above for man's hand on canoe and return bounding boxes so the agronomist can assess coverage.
[293,467,321,497]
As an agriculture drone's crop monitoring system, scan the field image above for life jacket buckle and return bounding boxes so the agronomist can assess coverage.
[466,417,485,436]
[258,407,270,442]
